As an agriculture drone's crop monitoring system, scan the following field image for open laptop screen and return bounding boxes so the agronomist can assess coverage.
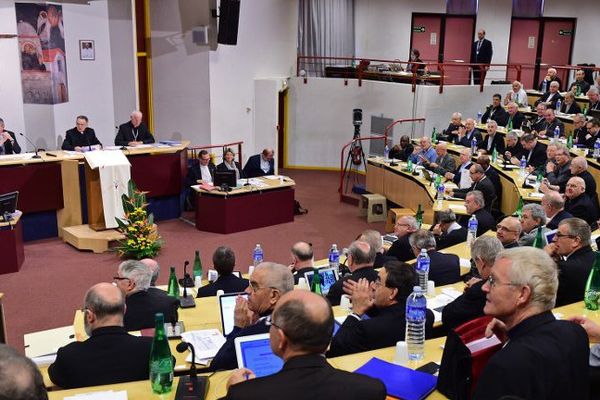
[235,333,283,378]
[219,292,248,336]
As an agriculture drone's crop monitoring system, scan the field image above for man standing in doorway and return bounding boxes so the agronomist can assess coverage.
[471,29,493,85]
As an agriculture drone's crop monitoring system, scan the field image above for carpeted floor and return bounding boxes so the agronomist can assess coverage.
[0,169,385,352]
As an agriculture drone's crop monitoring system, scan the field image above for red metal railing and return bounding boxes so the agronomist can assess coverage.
[187,141,244,166]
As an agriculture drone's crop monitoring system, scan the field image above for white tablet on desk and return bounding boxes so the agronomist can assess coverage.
[219,292,249,336]
[234,333,283,378]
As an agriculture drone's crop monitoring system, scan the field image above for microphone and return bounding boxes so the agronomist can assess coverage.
[175,341,208,398]
[18,133,40,159]
[339,248,351,277]
[179,261,196,308]
[176,341,197,377]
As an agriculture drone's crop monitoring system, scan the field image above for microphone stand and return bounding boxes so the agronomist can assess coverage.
[18,133,41,159]
[179,261,196,308]
[175,342,207,398]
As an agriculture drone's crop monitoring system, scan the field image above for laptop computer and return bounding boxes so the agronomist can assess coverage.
[219,292,249,336]
[303,267,339,295]
[234,333,283,378]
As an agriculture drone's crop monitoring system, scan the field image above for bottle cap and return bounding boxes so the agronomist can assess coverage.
[413,285,421,292]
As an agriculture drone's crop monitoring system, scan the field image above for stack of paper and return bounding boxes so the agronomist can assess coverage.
[181,329,226,365]
[64,391,128,400]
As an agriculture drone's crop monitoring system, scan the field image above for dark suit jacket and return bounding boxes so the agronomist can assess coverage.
[506,112,525,130]
[385,235,414,262]
[456,129,483,148]
[219,354,387,400]
[48,326,152,389]
[196,274,249,298]
[326,267,378,306]
[417,250,461,286]
[426,153,456,175]
[209,316,271,372]
[442,123,462,143]
[441,279,486,330]
[481,106,509,127]
[114,121,155,146]
[454,176,497,212]
[459,208,496,237]
[546,161,572,192]
[435,226,467,250]
[327,302,435,357]
[216,161,243,178]
[1,130,21,154]
[535,91,563,109]
[574,127,589,145]
[473,311,589,400]
[484,167,502,207]
[544,118,565,137]
[568,81,590,95]
[546,209,573,230]
[242,154,274,178]
[565,193,598,226]
[471,38,493,64]
[123,290,179,331]
[293,266,314,284]
[186,162,217,187]
[528,115,547,134]
[479,133,505,154]
[524,142,548,169]
[556,246,596,307]
[561,101,582,115]
[62,127,102,151]
[503,241,520,249]
[451,162,473,187]
[577,170,599,209]
[389,144,413,161]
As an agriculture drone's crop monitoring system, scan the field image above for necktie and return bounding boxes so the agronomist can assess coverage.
[477,40,482,53]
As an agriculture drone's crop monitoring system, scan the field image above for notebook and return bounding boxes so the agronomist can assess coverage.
[234,333,283,378]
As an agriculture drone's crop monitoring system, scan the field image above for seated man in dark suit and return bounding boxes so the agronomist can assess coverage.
[49,283,153,389]
[0,344,48,399]
[570,156,599,210]
[455,118,482,148]
[472,247,590,400]
[527,103,548,135]
[458,190,496,237]
[477,155,501,211]
[560,91,582,114]
[542,191,572,230]
[478,120,505,155]
[409,229,461,286]
[197,246,249,297]
[538,67,562,91]
[510,133,547,169]
[113,260,179,330]
[445,148,473,189]
[288,241,315,284]
[495,216,521,249]
[442,236,503,330]
[544,218,595,307]
[505,102,525,130]
[209,262,294,371]
[423,141,456,175]
[359,229,395,268]
[542,144,571,193]
[242,148,275,178]
[541,108,565,138]
[518,204,550,247]
[327,241,379,306]
[185,149,217,209]
[450,164,496,212]
[583,118,600,148]
[114,110,155,146]
[503,131,523,162]
[220,291,386,400]
[588,87,600,112]
[0,117,21,155]
[432,209,467,250]
[385,215,419,262]
[389,135,414,161]
[61,115,102,151]
[481,94,509,127]
[568,69,590,95]
[564,176,598,226]
[440,112,462,143]
[535,81,563,109]
[327,260,434,357]
[572,114,589,146]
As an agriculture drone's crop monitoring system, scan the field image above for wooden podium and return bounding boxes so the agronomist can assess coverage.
[0,211,24,275]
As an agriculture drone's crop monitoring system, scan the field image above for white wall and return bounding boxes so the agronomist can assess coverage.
[209,0,298,161]
[254,78,285,165]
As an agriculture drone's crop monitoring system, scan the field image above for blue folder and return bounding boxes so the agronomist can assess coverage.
[354,357,437,400]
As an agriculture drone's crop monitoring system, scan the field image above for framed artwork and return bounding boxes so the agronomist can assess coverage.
[79,40,94,61]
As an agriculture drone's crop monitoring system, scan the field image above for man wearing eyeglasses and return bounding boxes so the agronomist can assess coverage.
[544,218,595,307]
[472,247,589,399]
[385,216,419,262]
[495,216,521,249]
[48,283,153,389]
[209,262,294,372]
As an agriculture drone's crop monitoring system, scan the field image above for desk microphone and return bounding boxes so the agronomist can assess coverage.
[175,342,208,399]
[18,132,41,159]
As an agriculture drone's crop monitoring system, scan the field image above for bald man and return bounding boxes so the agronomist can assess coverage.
[424,141,456,175]
[496,216,521,249]
[242,148,275,178]
[115,110,155,146]
[289,241,314,284]
[0,344,47,399]
[542,191,572,230]
[564,177,598,226]
[221,290,386,400]
[539,67,562,92]
[48,283,153,389]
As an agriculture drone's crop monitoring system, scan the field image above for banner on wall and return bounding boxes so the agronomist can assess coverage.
[15,3,69,104]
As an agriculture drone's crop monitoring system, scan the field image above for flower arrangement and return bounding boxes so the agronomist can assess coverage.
[114,180,162,259]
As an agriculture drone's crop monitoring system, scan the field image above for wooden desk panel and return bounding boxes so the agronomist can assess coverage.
[129,151,186,198]
[0,162,63,213]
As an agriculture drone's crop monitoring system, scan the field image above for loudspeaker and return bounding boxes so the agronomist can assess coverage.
[217,0,240,45]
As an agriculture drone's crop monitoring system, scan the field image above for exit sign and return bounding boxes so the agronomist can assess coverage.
[413,26,426,33]
[559,29,573,36]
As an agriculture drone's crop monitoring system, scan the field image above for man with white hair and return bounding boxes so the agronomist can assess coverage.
[423,141,456,175]
[542,108,565,137]
[517,204,550,247]
[472,247,589,399]
[442,112,462,143]
[503,131,523,161]
[115,110,155,146]
[587,87,600,111]
[409,136,437,164]
[504,80,528,107]
[479,120,504,154]
[455,118,482,148]
[542,191,572,230]
[505,101,525,130]
[113,260,179,331]
[572,113,589,145]
[543,144,571,192]
[535,81,563,110]
[564,176,598,226]
[445,148,473,189]
[538,67,562,91]
[409,230,460,286]
[528,103,547,134]
[569,156,598,208]
[386,216,419,262]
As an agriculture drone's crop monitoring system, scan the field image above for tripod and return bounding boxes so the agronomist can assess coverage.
[342,125,366,194]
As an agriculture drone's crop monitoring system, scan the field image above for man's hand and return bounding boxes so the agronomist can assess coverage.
[546,162,556,174]
[465,277,482,290]
[569,316,600,343]
[350,278,374,316]
[429,162,439,168]
[510,156,520,166]
[0,131,12,142]
[74,146,83,152]
[485,318,508,343]
[233,295,253,328]
[342,278,358,297]
[445,172,455,180]
[543,243,558,258]
[432,224,442,236]
[226,368,256,389]
[127,141,143,146]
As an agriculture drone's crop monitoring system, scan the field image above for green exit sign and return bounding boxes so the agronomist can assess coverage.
[413,26,426,33]
[559,29,573,36]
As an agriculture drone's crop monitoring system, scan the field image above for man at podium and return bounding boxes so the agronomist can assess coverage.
[114,110,155,147]
[62,115,102,151]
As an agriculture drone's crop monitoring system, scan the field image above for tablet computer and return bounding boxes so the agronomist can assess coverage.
[303,267,339,295]
[234,333,283,378]
[219,292,249,336]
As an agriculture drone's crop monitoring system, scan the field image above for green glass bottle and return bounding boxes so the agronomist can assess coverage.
[507,118,513,131]
[431,128,437,144]
[491,147,498,163]
[149,313,174,394]
[434,174,442,190]
[515,196,524,218]
[532,226,545,249]
[415,204,423,229]
[167,267,180,299]
[310,268,322,295]
[407,159,413,172]
[584,253,600,311]
[567,135,573,149]
[192,250,203,280]
[584,105,588,116]
[576,85,581,96]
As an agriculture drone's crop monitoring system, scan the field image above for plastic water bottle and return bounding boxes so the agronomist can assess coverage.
[466,215,478,247]
[594,139,600,159]
[436,183,444,208]
[471,137,478,154]
[383,144,389,160]
[477,111,482,123]
[553,126,560,143]
[541,80,547,92]
[328,244,340,273]
[519,156,527,179]
[556,99,562,113]
[415,249,430,291]
[252,244,264,267]
[405,286,427,361]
